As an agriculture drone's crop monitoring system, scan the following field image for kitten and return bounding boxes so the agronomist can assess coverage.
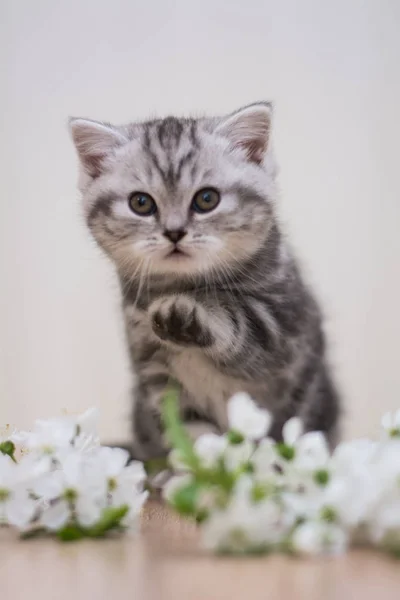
[69,102,340,459]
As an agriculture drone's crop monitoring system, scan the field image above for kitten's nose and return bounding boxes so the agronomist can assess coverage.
[163,229,187,243]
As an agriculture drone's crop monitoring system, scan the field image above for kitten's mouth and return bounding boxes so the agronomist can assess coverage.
[165,247,189,259]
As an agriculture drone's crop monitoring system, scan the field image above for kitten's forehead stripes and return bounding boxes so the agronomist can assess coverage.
[156,117,184,149]
[141,118,199,189]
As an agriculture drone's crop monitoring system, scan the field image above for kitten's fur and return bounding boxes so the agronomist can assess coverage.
[70,103,340,459]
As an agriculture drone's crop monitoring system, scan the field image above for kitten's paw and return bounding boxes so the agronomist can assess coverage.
[149,295,213,347]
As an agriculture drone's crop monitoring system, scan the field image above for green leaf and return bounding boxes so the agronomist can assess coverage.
[85,505,129,537]
[172,481,201,516]
[53,506,131,542]
[57,525,85,542]
[162,382,199,471]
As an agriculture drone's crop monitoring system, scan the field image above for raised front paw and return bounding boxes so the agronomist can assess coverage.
[149,295,213,347]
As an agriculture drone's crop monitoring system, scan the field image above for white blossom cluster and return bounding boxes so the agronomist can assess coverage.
[0,409,147,540]
[164,393,400,556]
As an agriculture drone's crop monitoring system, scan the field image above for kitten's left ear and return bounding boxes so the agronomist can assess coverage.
[215,102,272,164]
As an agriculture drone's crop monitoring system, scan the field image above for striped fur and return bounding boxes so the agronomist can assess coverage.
[70,103,340,459]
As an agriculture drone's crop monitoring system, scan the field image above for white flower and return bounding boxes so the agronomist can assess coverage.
[75,408,99,437]
[72,408,100,452]
[12,407,99,455]
[279,431,331,491]
[3,489,38,529]
[292,521,348,556]
[120,489,149,528]
[96,447,147,518]
[38,452,106,530]
[41,495,101,531]
[381,410,400,438]
[223,439,254,472]
[0,454,36,528]
[194,434,228,468]
[295,432,330,472]
[322,472,376,528]
[284,465,377,529]
[368,496,400,544]
[12,419,75,453]
[37,447,147,531]
[227,393,271,441]
[2,409,148,537]
[97,447,148,528]
[202,476,293,552]
[332,439,378,475]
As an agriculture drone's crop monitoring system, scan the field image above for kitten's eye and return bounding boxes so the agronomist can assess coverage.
[128,192,157,216]
[191,188,220,213]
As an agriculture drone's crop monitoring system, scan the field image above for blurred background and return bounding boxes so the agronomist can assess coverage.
[1,0,399,442]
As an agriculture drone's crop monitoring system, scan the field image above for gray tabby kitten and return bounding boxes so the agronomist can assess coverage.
[69,102,340,459]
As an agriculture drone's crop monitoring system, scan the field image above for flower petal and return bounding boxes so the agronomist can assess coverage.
[5,492,37,529]
[381,412,392,431]
[121,490,149,527]
[76,497,102,527]
[227,393,271,440]
[295,431,330,470]
[31,470,65,501]
[282,417,303,446]
[194,434,228,468]
[224,440,254,471]
[41,500,70,531]
[98,447,130,477]
[77,408,99,436]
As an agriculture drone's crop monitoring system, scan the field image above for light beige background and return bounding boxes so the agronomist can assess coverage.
[1,0,399,442]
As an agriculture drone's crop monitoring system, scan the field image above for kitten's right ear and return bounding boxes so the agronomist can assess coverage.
[69,118,127,177]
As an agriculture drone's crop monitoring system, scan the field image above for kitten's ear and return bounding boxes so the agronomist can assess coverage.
[215,102,272,164]
[69,118,127,177]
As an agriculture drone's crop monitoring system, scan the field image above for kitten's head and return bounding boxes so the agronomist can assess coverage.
[69,103,278,280]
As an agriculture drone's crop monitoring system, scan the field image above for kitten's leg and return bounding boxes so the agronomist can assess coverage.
[132,374,219,461]
[131,373,170,461]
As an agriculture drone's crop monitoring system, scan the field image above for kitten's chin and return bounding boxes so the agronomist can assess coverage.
[159,251,198,274]
[148,250,212,277]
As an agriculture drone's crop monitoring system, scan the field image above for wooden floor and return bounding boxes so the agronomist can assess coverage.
[2,501,400,600]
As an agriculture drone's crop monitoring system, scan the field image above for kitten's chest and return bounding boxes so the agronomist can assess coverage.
[168,349,245,428]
